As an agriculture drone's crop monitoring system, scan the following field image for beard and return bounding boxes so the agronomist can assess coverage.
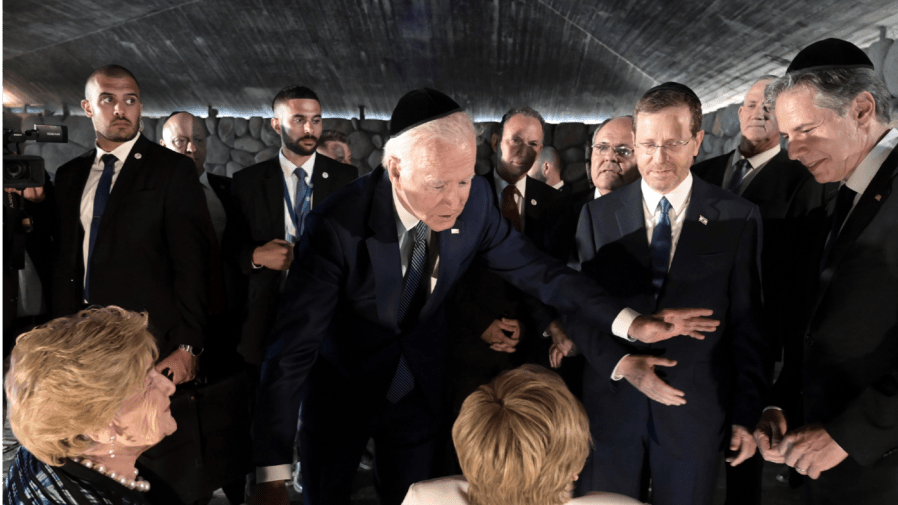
[282,131,319,156]
[99,118,139,143]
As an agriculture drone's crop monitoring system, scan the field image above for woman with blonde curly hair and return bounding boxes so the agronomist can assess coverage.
[4,306,177,505]
[403,364,642,505]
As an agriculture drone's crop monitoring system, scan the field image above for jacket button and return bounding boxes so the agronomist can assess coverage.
[805,335,814,346]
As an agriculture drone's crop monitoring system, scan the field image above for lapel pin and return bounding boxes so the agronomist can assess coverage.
[875,194,882,201]
[699,215,708,225]
[531,199,537,206]
[451,228,460,234]
[134,153,142,160]
[322,172,329,179]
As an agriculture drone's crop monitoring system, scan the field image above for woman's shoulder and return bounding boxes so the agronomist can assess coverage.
[569,491,646,505]
[402,475,469,504]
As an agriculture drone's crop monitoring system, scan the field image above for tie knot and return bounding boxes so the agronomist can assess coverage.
[294,167,307,180]
[413,221,428,243]
[100,154,117,168]
[737,158,752,171]
[502,184,519,198]
[659,196,671,214]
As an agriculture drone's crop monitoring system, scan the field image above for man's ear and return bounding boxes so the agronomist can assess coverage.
[385,155,401,186]
[491,133,499,153]
[81,99,92,118]
[693,130,705,157]
[271,117,281,135]
[853,91,876,127]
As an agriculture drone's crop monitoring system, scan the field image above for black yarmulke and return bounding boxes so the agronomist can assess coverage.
[787,38,874,73]
[643,82,701,103]
[389,88,463,138]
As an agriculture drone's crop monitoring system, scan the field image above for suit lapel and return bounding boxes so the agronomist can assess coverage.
[814,146,898,311]
[613,183,652,277]
[666,178,721,294]
[311,154,334,206]
[365,168,404,330]
[97,137,147,242]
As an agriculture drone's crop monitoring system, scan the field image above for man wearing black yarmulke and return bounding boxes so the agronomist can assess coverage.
[249,88,721,505]
[753,38,898,504]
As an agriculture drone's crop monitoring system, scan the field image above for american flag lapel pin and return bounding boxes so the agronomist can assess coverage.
[699,215,708,225]
[875,194,882,201]
[451,228,460,234]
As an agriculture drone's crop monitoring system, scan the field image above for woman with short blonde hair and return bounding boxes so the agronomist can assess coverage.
[4,306,178,504]
[403,365,643,505]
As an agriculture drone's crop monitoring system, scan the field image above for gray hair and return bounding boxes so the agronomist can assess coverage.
[766,68,890,124]
[383,111,476,166]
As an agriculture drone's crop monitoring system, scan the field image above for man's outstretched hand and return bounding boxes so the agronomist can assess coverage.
[628,308,719,343]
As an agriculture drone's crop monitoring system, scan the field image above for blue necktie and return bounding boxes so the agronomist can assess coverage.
[85,154,117,301]
[294,167,312,239]
[386,221,429,403]
[727,159,752,193]
[650,197,672,299]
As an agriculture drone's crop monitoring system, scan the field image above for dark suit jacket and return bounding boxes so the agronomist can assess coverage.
[445,173,562,410]
[252,166,629,467]
[231,153,357,365]
[51,134,210,356]
[568,176,771,461]
[774,144,898,470]
[692,149,834,351]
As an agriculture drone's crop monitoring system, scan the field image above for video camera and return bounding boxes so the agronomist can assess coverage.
[4,125,68,189]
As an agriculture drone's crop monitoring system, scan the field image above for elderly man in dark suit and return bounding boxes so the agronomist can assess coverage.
[753,38,898,505]
[231,85,357,371]
[569,82,771,505]
[692,75,832,505]
[249,88,720,505]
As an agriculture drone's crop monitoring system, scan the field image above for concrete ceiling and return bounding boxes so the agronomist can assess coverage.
[4,0,898,121]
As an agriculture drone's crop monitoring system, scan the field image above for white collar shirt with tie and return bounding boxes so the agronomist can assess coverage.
[199,171,227,245]
[721,144,781,196]
[392,186,439,295]
[79,132,142,289]
[840,127,898,221]
[278,149,316,244]
[493,169,528,231]
[640,171,693,271]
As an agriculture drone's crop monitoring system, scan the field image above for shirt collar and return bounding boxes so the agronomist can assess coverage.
[199,170,211,189]
[391,185,421,236]
[94,132,141,165]
[279,149,317,179]
[845,128,898,195]
[737,144,781,169]
[493,168,527,199]
[641,171,693,215]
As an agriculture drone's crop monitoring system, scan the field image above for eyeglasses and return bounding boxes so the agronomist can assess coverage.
[170,136,204,149]
[592,144,634,158]
[637,137,694,155]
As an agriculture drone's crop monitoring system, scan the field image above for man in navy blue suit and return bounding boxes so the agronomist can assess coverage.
[249,89,720,505]
[569,83,771,505]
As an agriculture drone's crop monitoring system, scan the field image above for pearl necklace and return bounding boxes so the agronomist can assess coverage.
[70,457,151,492]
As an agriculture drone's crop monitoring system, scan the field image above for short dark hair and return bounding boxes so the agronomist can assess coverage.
[633,90,702,137]
[766,68,891,125]
[319,129,348,146]
[495,106,546,140]
[272,85,320,113]
[85,65,140,98]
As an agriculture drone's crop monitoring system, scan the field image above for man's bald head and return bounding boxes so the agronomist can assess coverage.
[84,65,140,102]
[160,112,207,175]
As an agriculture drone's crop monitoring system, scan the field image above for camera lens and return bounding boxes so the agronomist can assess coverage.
[5,160,29,178]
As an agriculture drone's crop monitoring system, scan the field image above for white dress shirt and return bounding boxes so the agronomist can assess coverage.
[278,149,316,244]
[199,171,227,245]
[842,128,898,219]
[79,133,142,290]
[721,144,781,195]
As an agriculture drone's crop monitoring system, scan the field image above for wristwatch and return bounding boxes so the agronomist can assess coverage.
[178,344,201,356]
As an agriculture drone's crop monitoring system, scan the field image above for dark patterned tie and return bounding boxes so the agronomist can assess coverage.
[386,221,429,403]
[85,154,117,301]
[294,167,312,239]
[501,184,522,231]
[650,197,672,299]
[820,184,857,271]
[727,159,752,193]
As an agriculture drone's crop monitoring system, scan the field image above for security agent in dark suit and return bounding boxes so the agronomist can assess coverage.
[528,145,565,190]
[231,86,357,370]
[249,88,720,505]
[51,65,211,503]
[568,83,771,505]
[753,39,898,505]
[446,107,562,415]
[692,75,831,505]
